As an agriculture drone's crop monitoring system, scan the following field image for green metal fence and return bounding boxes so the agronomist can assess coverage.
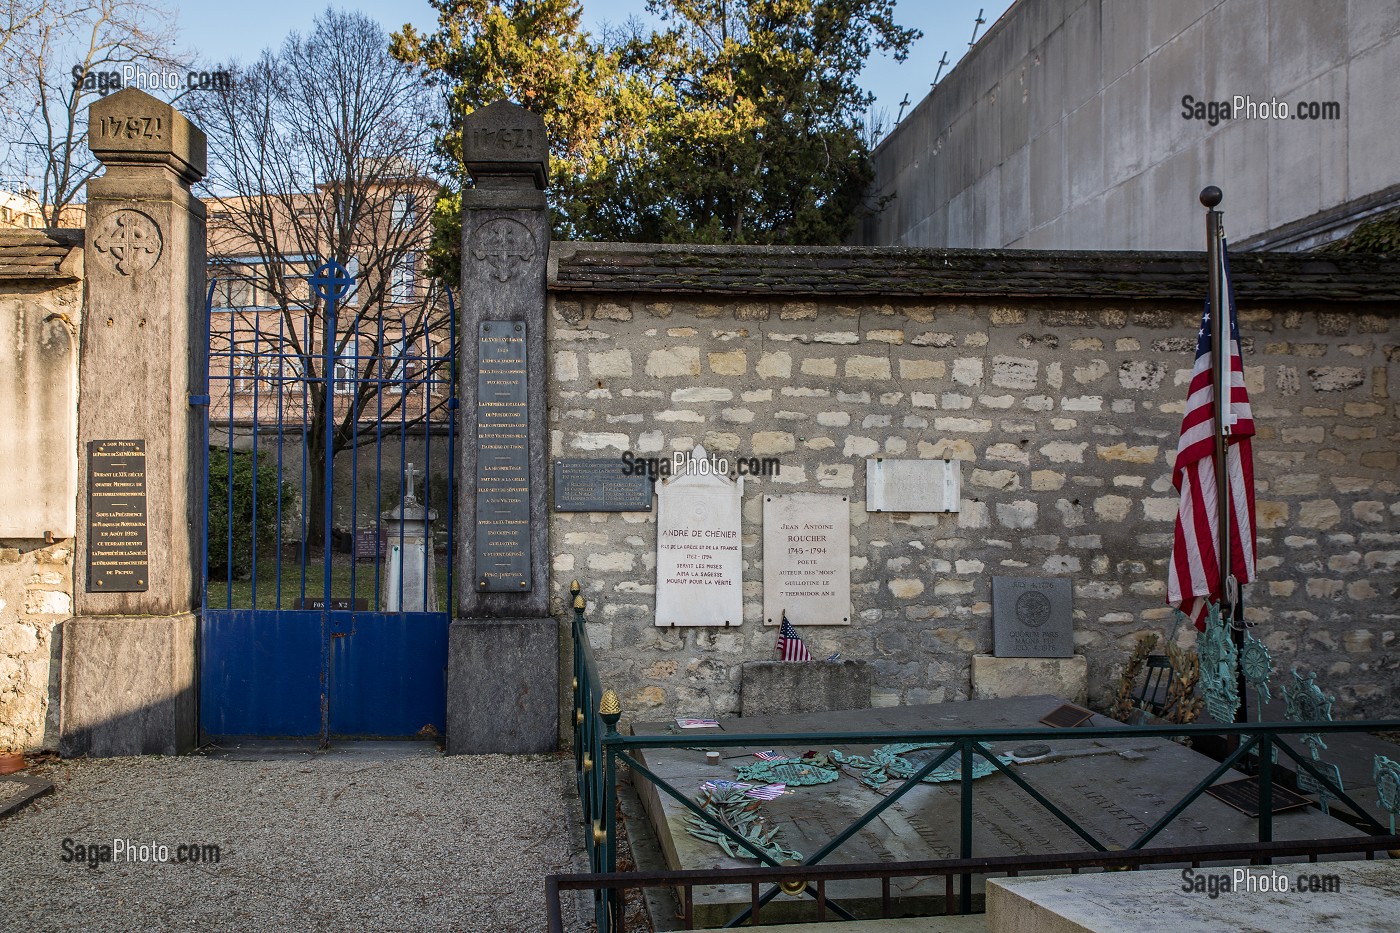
[568,587,1400,931]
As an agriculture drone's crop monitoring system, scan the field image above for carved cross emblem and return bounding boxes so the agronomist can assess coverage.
[94,210,162,275]
[470,218,535,282]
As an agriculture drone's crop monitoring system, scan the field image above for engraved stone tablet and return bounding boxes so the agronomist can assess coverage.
[993,576,1073,657]
[655,446,742,627]
[475,320,531,592]
[865,458,961,512]
[763,493,850,627]
[553,458,653,512]
[86,439,149,592]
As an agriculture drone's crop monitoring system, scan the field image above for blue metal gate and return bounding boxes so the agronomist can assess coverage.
[199,261,456,740]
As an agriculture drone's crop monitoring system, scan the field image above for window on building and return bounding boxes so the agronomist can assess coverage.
[391,252,416,303]
[334,342,361,394]
[391,193,417,226]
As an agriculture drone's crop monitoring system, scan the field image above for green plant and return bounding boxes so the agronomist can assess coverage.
[207,449,293,581]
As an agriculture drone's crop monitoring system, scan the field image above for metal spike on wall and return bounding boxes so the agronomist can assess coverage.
[968,8,987,48]
[894,93,912,126]
[931,51,950,88]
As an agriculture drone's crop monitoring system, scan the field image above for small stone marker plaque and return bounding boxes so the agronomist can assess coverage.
[763,493,850,626]
[1038,703,1095,728]
[474,320,531,592]
[552,458,653,512]
[993,576,1073,657]
[655,446,742,627]
[1205,776,1312,817]
[865,458,960,512]
[86,439,149,592]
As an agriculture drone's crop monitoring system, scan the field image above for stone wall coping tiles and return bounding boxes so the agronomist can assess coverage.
[0,230,84,281]
[549,242,1400,304]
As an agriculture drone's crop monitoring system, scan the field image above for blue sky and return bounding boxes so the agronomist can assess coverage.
[177,0,1015,123]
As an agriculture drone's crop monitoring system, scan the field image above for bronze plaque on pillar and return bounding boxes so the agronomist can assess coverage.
[87,439,149,592]
[475,321,531,591]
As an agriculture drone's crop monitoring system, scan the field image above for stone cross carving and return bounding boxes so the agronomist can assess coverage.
[404,462,420,504]
[94,210,162,275]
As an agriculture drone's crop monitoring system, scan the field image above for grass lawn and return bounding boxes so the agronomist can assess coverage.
[205,553,452,611]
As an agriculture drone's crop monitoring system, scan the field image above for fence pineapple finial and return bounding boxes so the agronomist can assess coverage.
[599,689,621,730]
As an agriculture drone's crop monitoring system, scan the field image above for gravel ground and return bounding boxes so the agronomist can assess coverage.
[0,743,592,933]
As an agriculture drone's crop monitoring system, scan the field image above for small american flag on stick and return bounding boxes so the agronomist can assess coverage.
[777,612,812,661]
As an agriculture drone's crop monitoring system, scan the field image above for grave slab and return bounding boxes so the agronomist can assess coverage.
[630,697,1363,928]
[985,858,1400,933]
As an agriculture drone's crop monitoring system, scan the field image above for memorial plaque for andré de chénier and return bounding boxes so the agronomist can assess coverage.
[992,576,1073,657]
[763,493,850,627]
[654,446,742,626]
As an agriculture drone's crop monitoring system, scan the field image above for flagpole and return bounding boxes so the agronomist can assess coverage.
[1201,185,1249,728]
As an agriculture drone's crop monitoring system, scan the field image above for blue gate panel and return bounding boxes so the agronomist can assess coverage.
[200,609,322,737]
[329,611,450,737]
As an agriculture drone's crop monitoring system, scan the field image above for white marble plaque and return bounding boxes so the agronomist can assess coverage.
[763,493,850,627]
[865,458,961,513]
[655,446,743,627]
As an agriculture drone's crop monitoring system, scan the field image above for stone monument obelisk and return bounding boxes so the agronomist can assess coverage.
[447,100,557,754]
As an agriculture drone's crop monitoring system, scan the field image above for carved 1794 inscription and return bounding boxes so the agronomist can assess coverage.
[470,126,535,151]
[95,115,164,141]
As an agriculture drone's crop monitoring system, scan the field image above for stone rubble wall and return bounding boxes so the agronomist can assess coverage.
[1,273,82,751]
[546,292,1399,722]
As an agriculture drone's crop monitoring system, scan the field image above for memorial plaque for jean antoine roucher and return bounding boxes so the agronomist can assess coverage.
[87,439,149,592]
[475,320,531,592]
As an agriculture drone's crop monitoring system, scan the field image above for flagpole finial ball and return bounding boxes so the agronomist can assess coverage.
[1199,186,1223,209]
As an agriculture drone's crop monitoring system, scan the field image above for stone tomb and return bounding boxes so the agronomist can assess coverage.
[992,576,1073,658]
[629,697,1361,927]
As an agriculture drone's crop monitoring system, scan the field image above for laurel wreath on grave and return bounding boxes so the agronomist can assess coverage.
[830,742,1011,789]
[732,753,840,786]
[683,784,803,862]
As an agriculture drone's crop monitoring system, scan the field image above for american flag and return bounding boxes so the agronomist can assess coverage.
[777,613,813,661]
[754,750,786,761]
[1167,243,1256,630]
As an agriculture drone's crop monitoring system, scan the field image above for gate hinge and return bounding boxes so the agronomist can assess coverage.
[188,394,210,407]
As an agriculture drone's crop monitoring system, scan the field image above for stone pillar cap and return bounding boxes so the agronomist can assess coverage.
[463,100,548,189]
[88,88,207,184]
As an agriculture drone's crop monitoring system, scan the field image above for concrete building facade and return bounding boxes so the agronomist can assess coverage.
[855,0,1400,252]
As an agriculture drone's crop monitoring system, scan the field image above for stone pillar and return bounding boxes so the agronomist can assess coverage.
[447,100,558,754]
[59,89,206,756]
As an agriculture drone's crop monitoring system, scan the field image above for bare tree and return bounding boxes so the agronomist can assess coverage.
[192,8,448,547]
[1,0,187,226]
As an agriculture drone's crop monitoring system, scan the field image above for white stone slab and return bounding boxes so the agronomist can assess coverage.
[986,858,1400,933]
[655,446,743,627]
[763,492,850,627]
[866,458,961,513]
